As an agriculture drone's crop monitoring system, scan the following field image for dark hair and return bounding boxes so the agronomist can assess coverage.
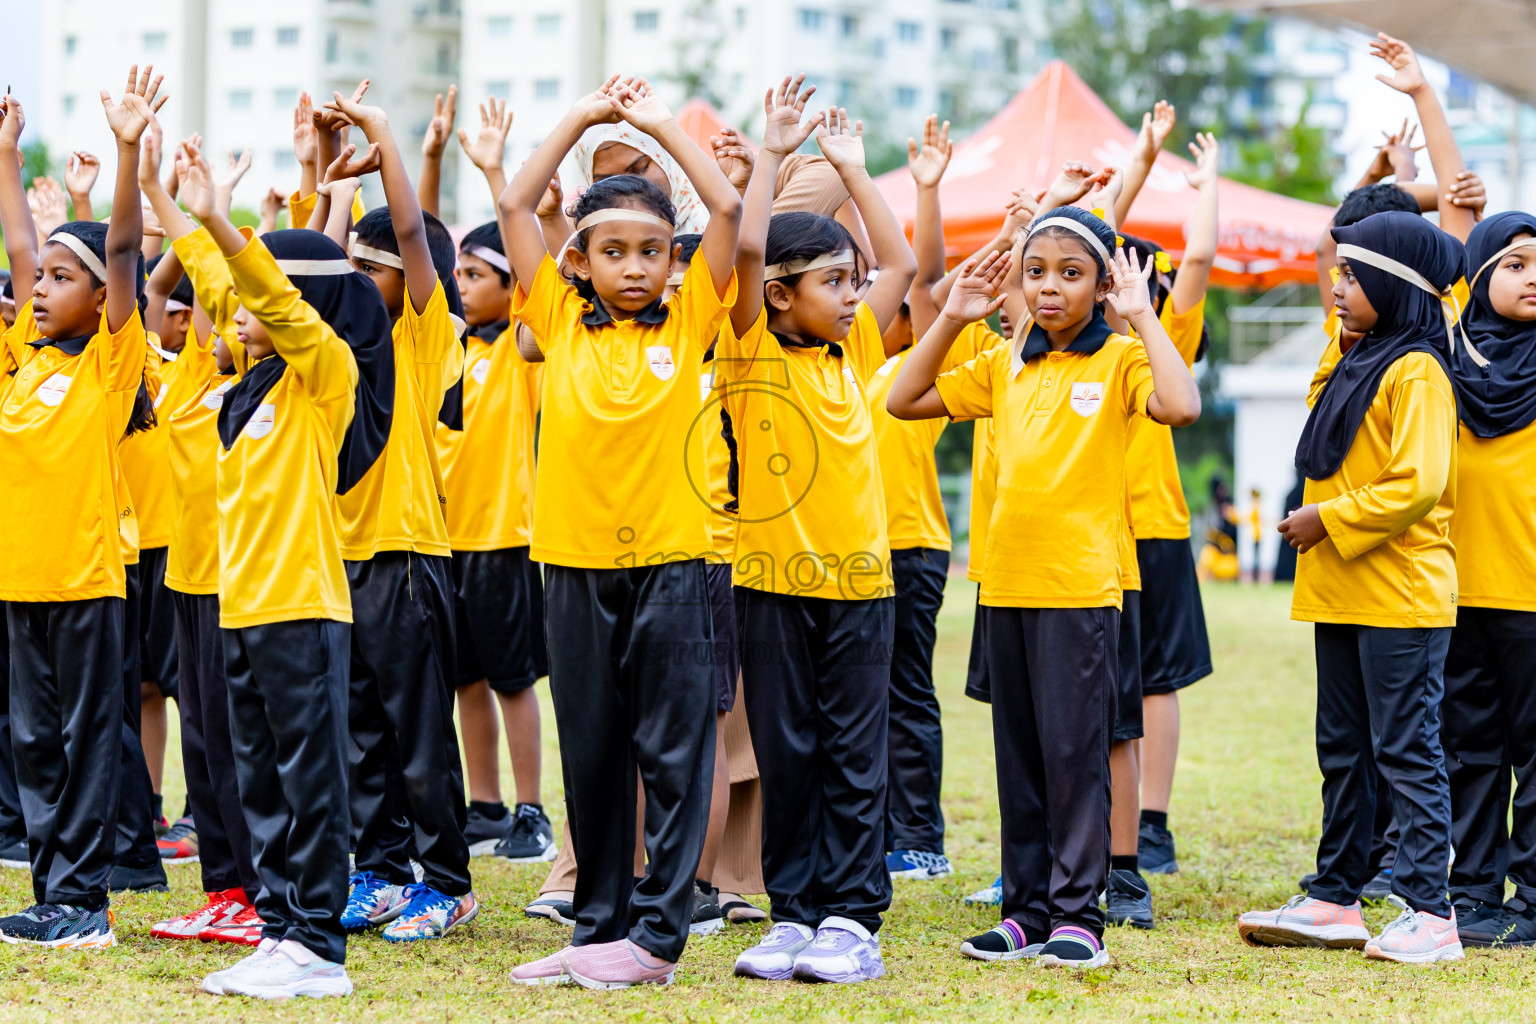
[1120,231,1211,361]
[124,375,156,438]
[354,207,461,313]
[460,221,509,287]
[352,207,401,259]
[1335,184,1420,228]
[674,232,703,266]
[763,211,868,288]
[45,221,113,290]
[567,174,676,301]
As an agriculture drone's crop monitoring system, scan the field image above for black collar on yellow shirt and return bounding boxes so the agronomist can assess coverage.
[772,331,843,359]
[27,334,91,357]
[472,318,510,343]
[1017,309,1111,363]
[581,294,669,327]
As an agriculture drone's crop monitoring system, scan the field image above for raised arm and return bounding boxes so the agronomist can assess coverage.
[606,78,743,296]
[457,95,513,205]
[100,65,165,333]
[1107,247,1200,427]
[907,114,952,339]
[888,251,1010,420]
[144,242,185,339]
[213,148,252,219]
[0,95,38,290]
[1371,34,1474,241]
[64,150,100,222]
[932,189,1035,310]
[816,108,917,339]
[417,85,456,218]
[1169,132,1218,318]
[294,93,319,199]
[310,141,380,241]
[1115,100,1175,227]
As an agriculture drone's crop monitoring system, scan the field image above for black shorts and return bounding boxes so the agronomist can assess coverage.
[705,563,739,714]
[126,550,179,700]
[451,547,549,694]
[965,591,991,704]
[1137,539,1213,695]
[1114,589,1144,742]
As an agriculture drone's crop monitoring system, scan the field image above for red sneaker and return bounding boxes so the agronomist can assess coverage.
[156,817,199,865]
[199,902,265,945]
[151,889,247,941]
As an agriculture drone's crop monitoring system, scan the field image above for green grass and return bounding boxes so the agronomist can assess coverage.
[3,581,1534,1021]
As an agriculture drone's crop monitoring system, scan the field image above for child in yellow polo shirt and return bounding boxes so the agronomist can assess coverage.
[0,74,160,949]
[890,205,1201,969]
[500,75,742,988]
[1239,212,1462,964]
[721,83,917,985]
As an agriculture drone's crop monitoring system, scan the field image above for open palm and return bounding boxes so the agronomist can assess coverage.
[1106,247,1156,320]
[101,65,166,146]
[1184,133,1219,190]
[944,251,1012,324]
[816,108,866,173]
[1370,33,1427,95]
[761,75,822,157]
[907,114,952,188]
[458,97,512,171]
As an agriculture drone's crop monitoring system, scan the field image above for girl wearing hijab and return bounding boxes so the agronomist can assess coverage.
[1240,211,1463,964]
[1440,212,1536,948]
[574,122,710,235]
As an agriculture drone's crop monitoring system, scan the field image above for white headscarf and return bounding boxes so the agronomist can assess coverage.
[573,124,708,235]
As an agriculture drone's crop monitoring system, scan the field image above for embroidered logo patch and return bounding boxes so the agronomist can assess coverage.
[876,355,900,377]
[202,381,235,411]
[647,345,676,381]
[243,403,277,439]
[699,370,714,402]
[36,372,73,408]
[1069,382,1104,417]
[470,358,490,385]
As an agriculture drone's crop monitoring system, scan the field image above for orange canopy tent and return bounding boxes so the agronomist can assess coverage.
[676,99,753,158]
[874,61,1333,289]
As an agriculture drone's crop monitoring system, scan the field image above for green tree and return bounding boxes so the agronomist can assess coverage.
[1227,93,1340,206]
[21,141,51,183]
[664,0,729,109]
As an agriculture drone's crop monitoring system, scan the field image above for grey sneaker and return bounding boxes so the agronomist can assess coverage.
[791,917,885,984]
[495,803,556,863]
[218,938,353,999]
[0,902,115,949]
[690,881,724,935]
[1105,868,1154,929]
[734,921,815,980]
[0,835,30,870]
[464,802,510,858]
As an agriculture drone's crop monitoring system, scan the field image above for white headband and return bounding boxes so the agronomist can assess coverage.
[763,249,856,282]
[275,258,357,277]
[464,244,509,273]
[665,272,686,287]
[1469,236,1536,294]
[47,231,109,283]
[560,208,676,257]
[1025,215,1113,271]
[349,233,405,270]
[163,299,190,313]
[1335,242,1483,368]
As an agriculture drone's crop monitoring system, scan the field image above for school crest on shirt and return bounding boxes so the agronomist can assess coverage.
[243,403,277,440]
[36,372,73,408]
[699,370,714,401]
[470,358,490,385]
[1069,382,1104,417]
[647,345,676,382]
[202,380,235,411]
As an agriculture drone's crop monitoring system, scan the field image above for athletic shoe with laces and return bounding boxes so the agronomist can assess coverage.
[964,875,1003,906]
[157,817,199,865]
[791,917,885,984]
[341,872,410,931]
[690,880,725,935]
[1038,925,1110,968]
[0,835,28,870]
[959,919,1042,961]
[1238,895,1369,948]
[381,885,479,941]
[464,802,511,858]
[1456,896,1532,948]
[109,860,169,893]
[561,939,676,989]
[719,892,767,922]
[202,937,279,995]
[1137,820,1178,874]
[151,888,247,940]
[886,849,953,880]
[200,902,265,945]
[511,947,573,986]
[1363,895,1464,964]
[217,937,353,999]
[495,803,556,863]
[524,892,575,925]
[734,921,815,980]
[0,902,115,949]
[1104,868,1155,929]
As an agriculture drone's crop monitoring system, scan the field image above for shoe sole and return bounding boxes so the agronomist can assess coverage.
[1238,922,1368,949]
[151,926,209,940]
[790,961,886,983]
[524,905,576,927]
[497,846,559,864]
[959,941,1043,961]
[563,962,674,990]
[1363,942,1466,964]
[466,839,501,858]
[890,867,954,880]
[203,930,264,945]
[734,961,797,981]
[0,930,117,950]
[511,972,571,986]
[722,905,767,923]
[0,859,31,870]
[220,978,354,999]
[690,917,726,936]
[1039,950,1110,969]
[381,902,481,942]
[160,855,201,866]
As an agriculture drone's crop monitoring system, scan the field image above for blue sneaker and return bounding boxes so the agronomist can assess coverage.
[964,875,1003,906]
[341,872,409,932]
[381,884,479,941]
[887,849,953,880]
[0,902,115,949]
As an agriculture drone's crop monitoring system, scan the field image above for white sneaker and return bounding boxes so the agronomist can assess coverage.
[734,921,815,980]
[1363,896,1465,964]
[201,937,278,995]
[218,938,353,999]
[791,917,885,984]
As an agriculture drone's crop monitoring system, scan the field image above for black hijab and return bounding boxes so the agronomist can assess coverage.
[217,230,395,494]
[1294,212,1463,481]
[1454,211,1536,438]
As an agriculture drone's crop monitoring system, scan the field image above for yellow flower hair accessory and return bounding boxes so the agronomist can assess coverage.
[1115,235,1124,248]
[1155,251,1173,274]
[1329,266,1341,285]
[1091,207,1107,221]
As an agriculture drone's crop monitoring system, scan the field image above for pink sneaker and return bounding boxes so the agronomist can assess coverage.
[510,947,572,986]
[1238,895,1369,948]
[560,940,676,990]
[1364,896,1465,964]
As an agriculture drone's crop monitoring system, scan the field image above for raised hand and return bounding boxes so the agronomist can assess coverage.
[606,77,675,136]
[1371,33,1429,96]
[457,96,513,171]
[259,187,284,233]
[535,172,565,219]
[1447,170,1487,215]
[1000,188,1039,241]
[0,93,24,149]
[1106,245,1157,321]
[65,151,100,198]
[1135,100,1176,162]
[178,143,217,222]
[574,74,626,126]
[907,114,952,189]
[322,141,382,184]
[942,250,1012,324]
[315,79,370,132]
[1184,132,1219,190]
[1041,161,1103,210]
[101,64,167,146]
[711,128,755,190]
[27,177,67,236]
[815,107,866,174]
[294,92,318,165]
[421,85,458,158]
[215,148,252,195]
[137,118,164,188]
[760,75,823,158]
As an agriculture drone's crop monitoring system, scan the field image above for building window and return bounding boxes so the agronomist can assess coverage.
[272,149,293,172]
[229,90,253,111]
[486,80,512,100]
[735,6,747,28]
[143,31,167,54]
[326,31,338,63]
[797,9,824,32]
[273,87,299,109]
[535,78,560,101]
[277,26,300,46]
[535,13,560,34]
[897,21,920,43]
[939,26,957,51]
[840,14,858,37]
[435,42,453,74]
[635,11,658,31]
[1001,35,1018,72]
[838,79,855,106]
[895,86,918,108]
[63,94,76,115]
[231,28,254,48]
[937,88,955,120]
[487,15,511,37]
[64,35,77,56]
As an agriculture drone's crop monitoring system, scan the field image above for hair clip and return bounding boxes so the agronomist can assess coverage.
[1329,266,1340,284]
[1155,251,1173,274]
[1090,207,1107,221]
[1115,235,1124,248]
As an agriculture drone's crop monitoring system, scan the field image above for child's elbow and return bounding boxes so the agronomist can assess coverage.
[713,192,743,224]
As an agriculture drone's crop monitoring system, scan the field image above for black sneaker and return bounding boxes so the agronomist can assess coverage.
[690,880,724,935]
[1298,872,1318,894]
[0,902,116,948]
[523,894,575,925]
[109,861,169,893]
[1137,820,1178,874]
[495,803,556,863]
[464,801,511,858]
[0,835,28,870]
[959,920,1041,961]
[1359,869,1393,903]
[1037,928,1110,968]
[1455,896,1524,947]
[1104,868,1155,929]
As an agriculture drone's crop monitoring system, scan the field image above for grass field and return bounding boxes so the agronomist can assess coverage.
[3,581,1534,1022]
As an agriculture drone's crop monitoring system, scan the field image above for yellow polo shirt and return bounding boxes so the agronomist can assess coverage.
[699,358,736,563]
[935,324,1155,609]
[165,333,232,596]
[287,189,366,231]
[1125,299,1205,540]
[956,324,1008,582]
[716,304,891,601]
[512,249,736,569]
[1454,421,1536,612]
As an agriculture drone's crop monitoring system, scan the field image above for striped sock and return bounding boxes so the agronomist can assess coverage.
[1043,925,1102,960]
[994,918,1031,952]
